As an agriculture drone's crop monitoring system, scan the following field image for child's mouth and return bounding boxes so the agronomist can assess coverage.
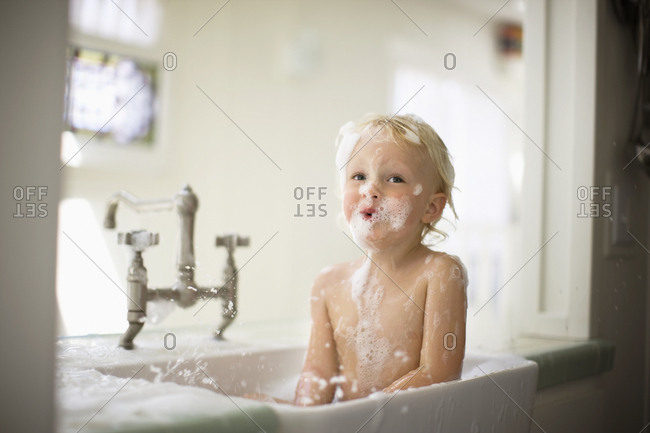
[360,207,376,220]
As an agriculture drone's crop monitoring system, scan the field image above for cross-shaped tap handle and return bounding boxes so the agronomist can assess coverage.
[216,234,250,250]
[118,230,160,252]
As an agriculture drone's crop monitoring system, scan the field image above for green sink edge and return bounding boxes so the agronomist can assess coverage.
[523,339,615,390]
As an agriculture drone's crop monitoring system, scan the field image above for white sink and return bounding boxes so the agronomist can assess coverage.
[57,329,538,433]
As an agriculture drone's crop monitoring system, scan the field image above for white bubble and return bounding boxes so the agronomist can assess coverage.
[329,375,347,384]
[336,132,361,189]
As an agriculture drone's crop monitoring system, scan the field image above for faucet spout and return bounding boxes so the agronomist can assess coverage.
[119,322,144,350]
[104,185,200,294]
[105,186,248,348]
[104,190,174,229]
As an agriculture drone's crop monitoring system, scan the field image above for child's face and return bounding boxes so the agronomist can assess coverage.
[343,130,445,249]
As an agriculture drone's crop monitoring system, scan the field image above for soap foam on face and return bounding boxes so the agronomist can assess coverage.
[348,194,412,244]
[336,121,366,192]
[382,196,411,231]
[336,132,360,190]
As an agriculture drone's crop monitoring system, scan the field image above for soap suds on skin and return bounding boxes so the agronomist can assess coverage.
[350,258,371,301]
[433,312,441,329]
[383,197,411,231]
[394,350,410,363]
[340,259,392,393]
[413,184,423,196]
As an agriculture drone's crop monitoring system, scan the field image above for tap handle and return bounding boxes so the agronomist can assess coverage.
[216,234,250,250]
[118,230,160,252]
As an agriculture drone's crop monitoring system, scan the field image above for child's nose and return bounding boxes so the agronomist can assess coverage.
[363,181,381,199]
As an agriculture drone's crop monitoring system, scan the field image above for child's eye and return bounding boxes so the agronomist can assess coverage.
[352,173,366,181]
[388,176,404,183]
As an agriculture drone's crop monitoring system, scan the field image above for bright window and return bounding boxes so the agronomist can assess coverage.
[64,46,157,145]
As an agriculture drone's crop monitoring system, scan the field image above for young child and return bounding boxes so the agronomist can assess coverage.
[293,113,468,406]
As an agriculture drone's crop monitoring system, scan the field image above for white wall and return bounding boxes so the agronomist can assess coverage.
[0,1,67,431]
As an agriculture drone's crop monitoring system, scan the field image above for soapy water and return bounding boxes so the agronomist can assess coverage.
[145,299,176,324]
[56,334,235,390]
[56,337,532,431]
[56,367,274,433]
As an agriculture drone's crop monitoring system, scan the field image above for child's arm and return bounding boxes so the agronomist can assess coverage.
[294,273,339,406]
[383,256,467,393]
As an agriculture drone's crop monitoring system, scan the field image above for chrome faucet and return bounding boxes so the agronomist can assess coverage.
[104,185,249,349]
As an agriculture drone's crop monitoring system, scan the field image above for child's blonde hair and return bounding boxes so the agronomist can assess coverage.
[336,113,457,243]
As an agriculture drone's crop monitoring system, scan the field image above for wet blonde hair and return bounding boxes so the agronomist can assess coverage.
[336,113,457,243]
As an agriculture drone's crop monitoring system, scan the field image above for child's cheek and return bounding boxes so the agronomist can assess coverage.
[342,188,356,222]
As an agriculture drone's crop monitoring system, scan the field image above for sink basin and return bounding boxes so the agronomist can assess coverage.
[57,329,538,433]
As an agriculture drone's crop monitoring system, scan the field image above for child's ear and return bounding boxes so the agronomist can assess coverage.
[422,193,447,224]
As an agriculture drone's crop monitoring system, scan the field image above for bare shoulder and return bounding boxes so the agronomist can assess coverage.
[421,251,468,288]
[311,259,361,295]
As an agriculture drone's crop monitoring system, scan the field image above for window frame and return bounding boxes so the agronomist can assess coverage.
[518,0,596,339]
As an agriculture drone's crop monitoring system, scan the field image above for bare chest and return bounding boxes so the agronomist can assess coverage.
[327,275,427,389]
